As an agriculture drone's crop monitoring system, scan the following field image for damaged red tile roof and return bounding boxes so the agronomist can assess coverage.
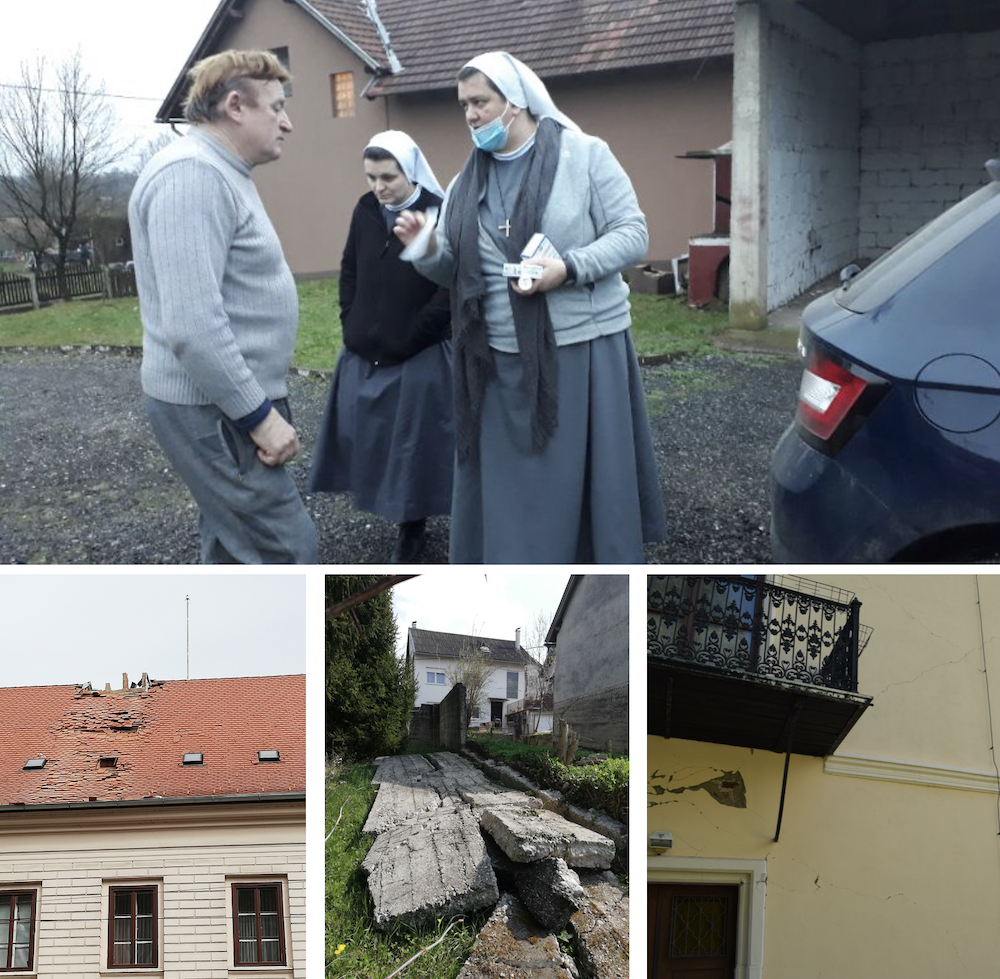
[0,676,305,806]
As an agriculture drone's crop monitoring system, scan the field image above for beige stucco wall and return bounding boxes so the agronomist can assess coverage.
[215,0,393,277]
[649,574,1000,977]
[0,801,305,979]
[179,0,732,276]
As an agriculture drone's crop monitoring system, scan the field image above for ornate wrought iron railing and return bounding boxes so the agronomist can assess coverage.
[648,575,872,693]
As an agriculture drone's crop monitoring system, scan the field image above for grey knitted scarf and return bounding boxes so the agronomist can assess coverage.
[445,118,562,464]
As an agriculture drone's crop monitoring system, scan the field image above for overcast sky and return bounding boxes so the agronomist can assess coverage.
[1,0,220,161]
[0,572,306,689]
[388,573,572,663]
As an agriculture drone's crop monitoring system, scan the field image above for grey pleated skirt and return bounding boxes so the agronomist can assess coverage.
[449,329,666,564]
[309,341,454,523]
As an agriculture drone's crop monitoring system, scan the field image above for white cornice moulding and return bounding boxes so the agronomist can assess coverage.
[825,752,1000,794]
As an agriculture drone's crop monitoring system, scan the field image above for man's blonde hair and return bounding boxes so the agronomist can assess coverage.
[183,50,292,124]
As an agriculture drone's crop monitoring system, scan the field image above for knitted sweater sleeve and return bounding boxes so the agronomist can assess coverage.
[562,138,649,284]
[142,159,268,418]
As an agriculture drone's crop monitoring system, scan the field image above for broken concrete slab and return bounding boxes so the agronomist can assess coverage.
[454,893,579,979]
[485,838,584,930]
[465,750,627,850]
[570,871,629,979]
[364,754,460,834]
[365,752,540,833]
[481,808,615,869]
[515,857,585,930]
[362,805,499,931]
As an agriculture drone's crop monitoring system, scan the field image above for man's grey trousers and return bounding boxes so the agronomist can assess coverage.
[145,395,318,564]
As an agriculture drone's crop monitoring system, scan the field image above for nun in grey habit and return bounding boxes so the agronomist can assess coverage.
[396,52,666,563]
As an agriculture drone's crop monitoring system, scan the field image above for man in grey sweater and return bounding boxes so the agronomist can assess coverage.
[129,50,317,563]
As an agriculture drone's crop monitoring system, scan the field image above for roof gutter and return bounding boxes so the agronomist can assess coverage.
[0,792,305,814]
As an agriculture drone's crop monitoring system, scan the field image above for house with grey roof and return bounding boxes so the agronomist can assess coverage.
[406,625,537,731]
[156,0,734,277]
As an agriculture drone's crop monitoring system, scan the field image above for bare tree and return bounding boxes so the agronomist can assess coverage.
[445,622,496,729]
[0,52,133,293]
[133,131,179,174]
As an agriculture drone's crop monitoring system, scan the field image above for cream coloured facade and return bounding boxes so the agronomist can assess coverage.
[0,800,304,978]
[649,574,1000,978]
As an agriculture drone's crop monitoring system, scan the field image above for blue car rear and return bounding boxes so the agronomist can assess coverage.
[771,161,1000,563]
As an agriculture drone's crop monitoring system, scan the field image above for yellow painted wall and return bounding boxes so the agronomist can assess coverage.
[649,574,1000,977]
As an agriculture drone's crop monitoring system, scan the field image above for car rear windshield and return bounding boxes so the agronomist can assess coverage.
[836,179,1000,314]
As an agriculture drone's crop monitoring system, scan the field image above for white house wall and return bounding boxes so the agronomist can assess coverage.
[858,30,1000,259]
[413,656,523,726]
[763,2,861,312]
[735,1,1000,319]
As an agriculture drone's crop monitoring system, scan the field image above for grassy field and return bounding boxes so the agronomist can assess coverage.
[326,761,488,979]
[0,276,729,367]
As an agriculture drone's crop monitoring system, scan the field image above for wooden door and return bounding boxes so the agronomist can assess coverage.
[649,883,738,979]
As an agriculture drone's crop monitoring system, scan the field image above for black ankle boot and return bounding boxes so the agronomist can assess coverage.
[391,519,427,563]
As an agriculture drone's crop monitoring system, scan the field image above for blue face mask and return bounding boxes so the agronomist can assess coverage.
[470,102,512,152]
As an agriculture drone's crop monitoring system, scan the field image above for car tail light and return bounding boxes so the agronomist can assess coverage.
[797,350,869,442]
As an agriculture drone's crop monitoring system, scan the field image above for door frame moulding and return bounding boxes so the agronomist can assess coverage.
[648,856,766,979]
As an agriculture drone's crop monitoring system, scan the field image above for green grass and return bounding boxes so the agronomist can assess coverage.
[326,761,488,979]
[629,292,729,360]
[0,276,731,366]
[465,734,628,825]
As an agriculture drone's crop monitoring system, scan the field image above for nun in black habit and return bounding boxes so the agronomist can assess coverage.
[309,130,454,562]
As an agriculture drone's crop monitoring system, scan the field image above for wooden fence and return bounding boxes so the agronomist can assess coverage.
[0,267,137,310]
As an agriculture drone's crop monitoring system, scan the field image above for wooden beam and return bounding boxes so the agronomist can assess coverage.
[325,575,419,620]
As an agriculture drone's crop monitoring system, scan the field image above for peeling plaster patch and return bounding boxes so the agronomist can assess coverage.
[648,770,747,809]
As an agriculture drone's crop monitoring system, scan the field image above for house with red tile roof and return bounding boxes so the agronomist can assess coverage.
[0,673,305,976]
[154,0,734,280]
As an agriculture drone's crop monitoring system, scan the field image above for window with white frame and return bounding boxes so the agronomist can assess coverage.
[232,883,286,966]
[426,671,446,684]
[0,890,36,971]
[507,671,518,699]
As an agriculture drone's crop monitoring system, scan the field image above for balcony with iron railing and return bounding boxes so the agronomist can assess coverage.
[648,575,874,756]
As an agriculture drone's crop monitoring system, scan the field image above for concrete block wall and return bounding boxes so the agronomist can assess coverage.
[859,30,1000,259]
[409,682,467,750]
[0,839,305,978]
[552,576,629,752]
[409,704,438,750]
[764,2,862,310]
[438,682,467,751]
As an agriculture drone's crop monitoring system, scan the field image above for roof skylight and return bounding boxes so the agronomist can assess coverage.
[258,750,280,763]
[23,758,46,770]
[182,752,204,765]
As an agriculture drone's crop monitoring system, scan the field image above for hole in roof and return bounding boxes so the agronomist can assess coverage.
[258,750,280,763]
[23,758,45,771]
[182,752,203,765]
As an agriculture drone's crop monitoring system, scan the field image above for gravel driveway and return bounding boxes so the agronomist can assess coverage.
[0,347,802,564]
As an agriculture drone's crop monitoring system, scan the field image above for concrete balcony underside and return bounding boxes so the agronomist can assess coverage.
[648,659,873,757]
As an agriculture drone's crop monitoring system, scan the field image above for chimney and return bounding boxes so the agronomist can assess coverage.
[141,672,149,690]
[515,627,521,651]
[122,672,128,691]
[412,621,417,629]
